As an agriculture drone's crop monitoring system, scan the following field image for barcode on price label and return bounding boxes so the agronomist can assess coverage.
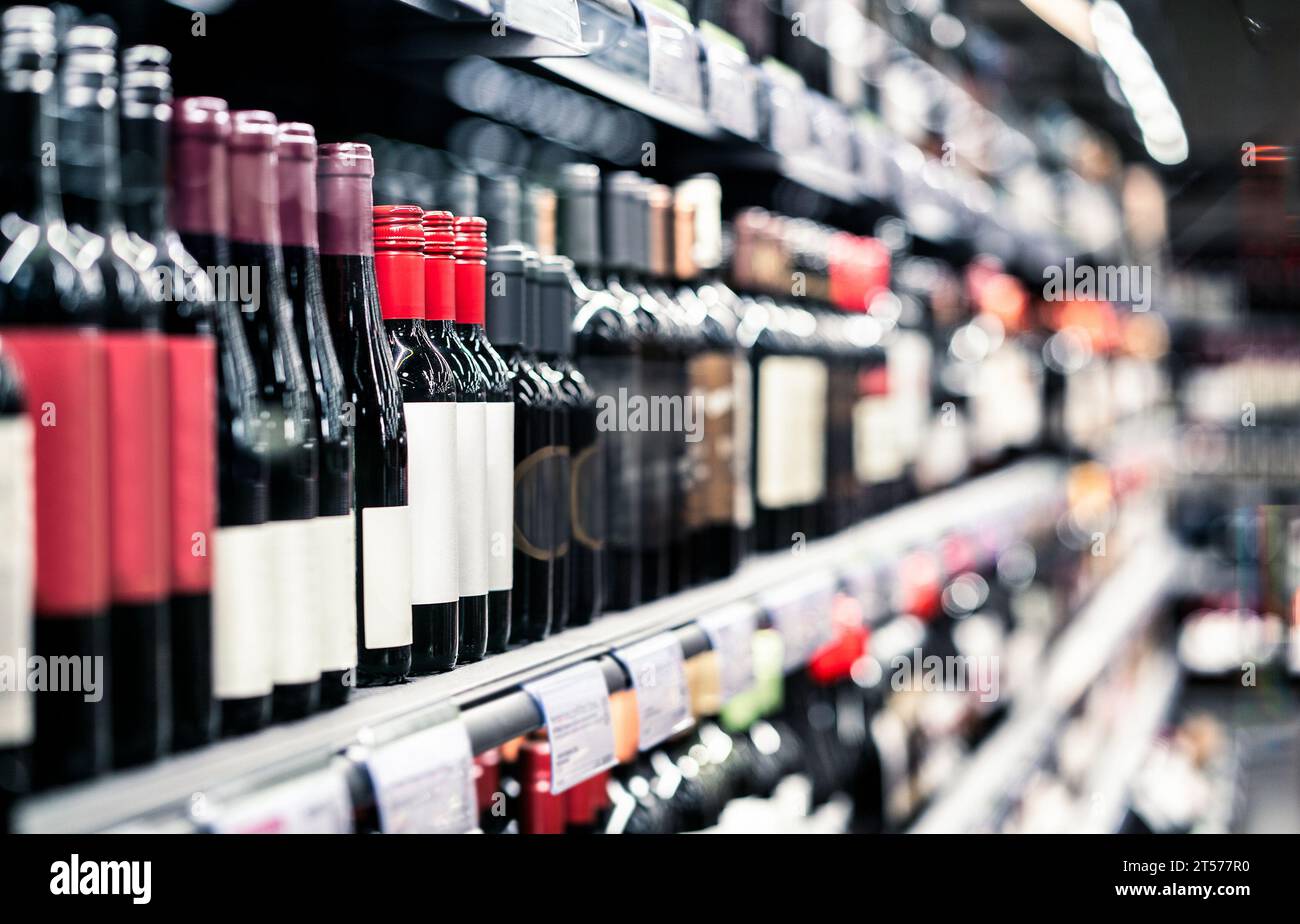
[699,602,758,702]
[613,633,692,750]
[211,766,354,835]
[763,573,836,670]
[524,662,617,794]
[365,718,477,834]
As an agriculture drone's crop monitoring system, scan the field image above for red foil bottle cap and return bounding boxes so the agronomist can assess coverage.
[173,96,230,237]
[518,739,566,835]
[276,122,317,249]
[318,142,375,257]
[229,110,279,246]
[453,215,488,326]
[423,210,456,322]
[373,205,426,320]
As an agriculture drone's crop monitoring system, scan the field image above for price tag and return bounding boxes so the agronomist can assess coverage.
[762,59,811,155]
[639,1,704,109]
[698,23,758,139]
[699,602,757,702]
[503,0,582,47]
[763,573,836,671]
[365,718,477,834]
[212,767,354,835]
[524,662,617,794]
[613,633,692,750]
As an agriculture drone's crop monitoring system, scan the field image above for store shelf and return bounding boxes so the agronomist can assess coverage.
[14,459,1062,834]
[909,537,1182,834]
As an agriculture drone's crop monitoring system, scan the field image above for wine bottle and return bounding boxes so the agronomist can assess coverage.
[318,142,412,685]
[120,48,219,751]
[0,346,34,813]
[228,110,321,718]
[59,23,171,768]
[453,217,514,652]
[376,205,458,674]
[558,163,639,611]
[277,122,356,705]
[0,7,111,784]
[173,97,274,737]
[486,246,552,644]
[421,211,489,660]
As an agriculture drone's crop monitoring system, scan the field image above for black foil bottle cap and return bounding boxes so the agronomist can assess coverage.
[603,171,646,276]
[485,243,527,347]
[556,162,601,273]
[539,256,575,358]
[478,173,521,247]
[523,250,542,353]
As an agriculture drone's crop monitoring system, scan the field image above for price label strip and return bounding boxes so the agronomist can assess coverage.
[699,602,758,702]
[503,0,582,47]
[613,633,692,750]
[763,573,837,671]
[365,717,477,834]
[699,24,759,140]
[211,766,354,835]
[638,0,704,109]
[523,661,617,794]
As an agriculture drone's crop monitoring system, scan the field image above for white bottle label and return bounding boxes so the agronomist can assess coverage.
[485,402,515,591]
[0,415,34,747]
[212,524,274,700]
[456,402,490,598]
[265,519,321,686]
[405,402,459,605]
[314,514,357,673]
[362,504,414,649]
[756,356,827,508]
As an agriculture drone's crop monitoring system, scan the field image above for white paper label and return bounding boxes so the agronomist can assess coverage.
[756,356,828,509]
[314,514,357,673]
[265,518,321,685]
[523,662,616,794]
[503,0,581,47]
[613,634,691,751]
[213,767,354,834]
[406,402,459,605]
[764,575,836,671]
[212,524,274,699]
[366,719,477,834]
[853,395,904,483]
[362,504,414,649]
[456,402,490,598]
[700,602,757,703]
[486,403,515,591]
[0,415,33,746]
[642,3,704,109]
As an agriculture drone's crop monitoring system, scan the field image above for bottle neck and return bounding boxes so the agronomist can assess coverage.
[60,101,124,234]
[120,114,168,243]
[0,77,60,225]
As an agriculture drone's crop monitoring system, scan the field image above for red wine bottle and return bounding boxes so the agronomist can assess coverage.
[375,205,458,674]
[0,345,34,814]
[453,217,513,652]
[0,7,112,784]
[173,97,274,737]
[485,246,553,645]
[59,23,172,768]
[120,47,219,751]
[228,110,321,719]
[277,123,356,706]
[558,163,640,612]
[422,212,488,660]
[317,143,411,685]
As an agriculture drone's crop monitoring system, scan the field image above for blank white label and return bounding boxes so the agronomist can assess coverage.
[485,403,515,591]
[456,402,489,598]
[314,514,357,673]
[362,505,413,650]
[213,767,354,834]
[523,662,616,795]
[265,518,321,686]
[366,719,477,834]
[212,524,274,700]
[613,633,692,751]
[0,415,33,746]
[406,402,459,605]
[756,356,827,508]
[700,602,758,703]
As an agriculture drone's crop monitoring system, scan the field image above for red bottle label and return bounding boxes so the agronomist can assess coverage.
[104,332,171,604]
[167,335,216,594]
[0,329,110,616]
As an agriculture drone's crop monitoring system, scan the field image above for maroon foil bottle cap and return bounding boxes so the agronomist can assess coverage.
[277,121,318,249]
[229,109,277,151]
[474,749,502,817]
[229,109,280,245]
[318,142,375,257]
[276,121,316,161]
[173,96,230,237]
